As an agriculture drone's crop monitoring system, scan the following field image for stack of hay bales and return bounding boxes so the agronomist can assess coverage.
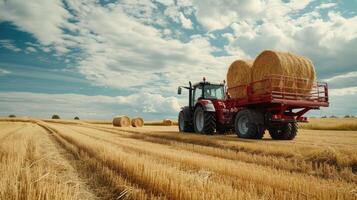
[131,117,144,127]
[113,116,131,127]
[226,60,253,99]
[226,50,316,99]
[163,119,173,126]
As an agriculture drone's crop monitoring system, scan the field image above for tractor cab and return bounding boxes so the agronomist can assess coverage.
[177,78,225,134]
[192,81,225,103]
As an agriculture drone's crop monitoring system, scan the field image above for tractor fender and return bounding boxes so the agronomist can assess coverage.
[196,99,216,112]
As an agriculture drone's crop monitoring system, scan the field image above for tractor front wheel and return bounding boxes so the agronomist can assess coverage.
[193,106,216,134]
[178,111,193,132]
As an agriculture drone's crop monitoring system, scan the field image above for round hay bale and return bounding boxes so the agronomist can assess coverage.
[163,119,173,126]
[252,50,316,94]
[226,60,253,99]
[131,117,144,127]
[113,116,131,127]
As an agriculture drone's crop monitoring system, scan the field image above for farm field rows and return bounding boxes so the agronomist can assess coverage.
[0,120,356,200]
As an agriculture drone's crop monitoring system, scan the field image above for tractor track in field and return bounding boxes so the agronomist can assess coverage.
[42,123,263,200]
[68,123,356,183]
[37,121,166,200]
[36,122,129,200]
[58,123,357,199]
[62,125,326,199]
[2,120,356,200]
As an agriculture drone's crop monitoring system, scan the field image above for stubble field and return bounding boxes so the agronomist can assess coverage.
[0,118,356,200]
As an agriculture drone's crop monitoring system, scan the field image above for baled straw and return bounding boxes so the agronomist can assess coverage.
[226,60,253,99]
[112,116,131,127]
[162,119,173,126]
[131,117,144,127]
[251,50,316,94]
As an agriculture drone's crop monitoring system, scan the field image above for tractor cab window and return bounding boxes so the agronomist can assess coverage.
[193,85,203,105]
[204,85,224,100]
[193,84,224,105]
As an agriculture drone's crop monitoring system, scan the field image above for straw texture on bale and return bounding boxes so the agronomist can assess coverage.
[226,60,253,99]
[163,119,173,126]
[131,117,144,127]
[252,50,316,94]
[112,116,131,127]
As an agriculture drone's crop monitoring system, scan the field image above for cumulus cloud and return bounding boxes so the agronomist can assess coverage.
[329,86,357,96]
[0,0,72,53]
[0,68,11,76]
[223,7,357,78]
[323,71,357,89]
[316,3,337,10]
[0,39,21,52]
[0,92,182,120]
[0,0,356,118]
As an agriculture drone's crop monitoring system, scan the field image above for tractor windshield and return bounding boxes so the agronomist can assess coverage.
[203,84,224,100]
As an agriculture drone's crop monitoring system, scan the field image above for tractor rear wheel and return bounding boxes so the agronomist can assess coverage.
[234,109,265,139]
[178,111,193,132]
[193,106,216,134]
[268,122,297,140]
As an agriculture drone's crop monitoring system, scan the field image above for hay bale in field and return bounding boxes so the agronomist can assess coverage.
[226,60,253,99]
[112,116,131,127]
[163,119,173,126]
[252,50,316,94]
[131,117,144,127]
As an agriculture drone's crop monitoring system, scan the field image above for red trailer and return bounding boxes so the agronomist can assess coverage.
[177,75,329,140]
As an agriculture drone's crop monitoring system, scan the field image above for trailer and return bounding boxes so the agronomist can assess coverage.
[177,75,329,140]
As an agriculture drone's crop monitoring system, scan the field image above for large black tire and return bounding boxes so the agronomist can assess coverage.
[193,106,216,134]
[234,109,265,139]
[178,111,194,132]
[268,122,298,140]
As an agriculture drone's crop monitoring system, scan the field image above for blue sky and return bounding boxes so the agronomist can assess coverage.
[0,0,356,120]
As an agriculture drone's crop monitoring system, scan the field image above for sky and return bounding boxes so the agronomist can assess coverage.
[0,0,356,120]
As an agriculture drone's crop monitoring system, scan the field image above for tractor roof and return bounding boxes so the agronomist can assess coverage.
[193,81,224,87]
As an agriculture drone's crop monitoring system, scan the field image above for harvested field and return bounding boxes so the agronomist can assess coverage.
[300,118,357,131]
[0,119,356,200]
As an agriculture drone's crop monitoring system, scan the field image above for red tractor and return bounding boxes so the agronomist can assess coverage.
[177,75,329,140]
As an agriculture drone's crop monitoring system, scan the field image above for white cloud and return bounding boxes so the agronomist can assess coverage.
[329,86,357,96]
[179,12,193,29]
[322,71,357,89]
[0,69,11,76]
[0,0,72,53]
[155,0,174,6]
[193,0,265,30]
[316,3,337,10]
[0,39,21,52]
[0,92,182,120]
[223,7,357,79]
[25,46,37,53]
[58,1,233,91]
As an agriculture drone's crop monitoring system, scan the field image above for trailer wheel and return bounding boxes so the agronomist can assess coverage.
[178,111,193,132]
[193,106,216,134]
[269,122,297,140]
[234,109,265,139]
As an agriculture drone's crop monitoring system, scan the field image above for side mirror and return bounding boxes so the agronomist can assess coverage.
[177,87,182,95]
